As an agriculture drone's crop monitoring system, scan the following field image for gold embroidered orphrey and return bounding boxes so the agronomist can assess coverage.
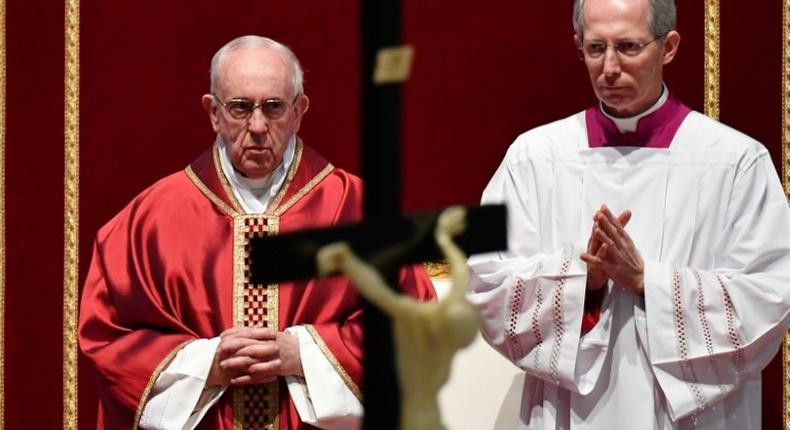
[232,215,281,430]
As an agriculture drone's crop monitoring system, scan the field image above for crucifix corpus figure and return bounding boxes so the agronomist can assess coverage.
[317,206,481,430]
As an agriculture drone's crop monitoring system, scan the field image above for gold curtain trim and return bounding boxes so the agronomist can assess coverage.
[704,0,720,120]
[784,2,790,427]
[0,0,5,426]
[63,0,80,428]
[784,0,790,203]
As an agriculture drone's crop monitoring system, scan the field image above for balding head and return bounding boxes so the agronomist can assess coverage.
[573,0,676,40]
[210,35,304,97]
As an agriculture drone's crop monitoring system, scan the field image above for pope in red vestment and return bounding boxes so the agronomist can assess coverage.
[79,139,435,429]
[78,36,436,430]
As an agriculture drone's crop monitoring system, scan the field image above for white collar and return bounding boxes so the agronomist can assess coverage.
[217,135,296,214]
[601,83,669,133]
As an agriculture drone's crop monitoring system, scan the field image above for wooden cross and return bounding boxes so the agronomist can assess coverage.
[249,205,507,429]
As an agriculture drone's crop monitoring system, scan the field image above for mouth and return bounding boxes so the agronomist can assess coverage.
[245,146,273,153]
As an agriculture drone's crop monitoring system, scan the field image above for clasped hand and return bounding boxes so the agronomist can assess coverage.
[207,326,303,387]
[580,204,645,295]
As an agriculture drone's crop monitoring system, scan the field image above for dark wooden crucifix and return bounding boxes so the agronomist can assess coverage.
[249,208,506,429]
[248,3,508,429]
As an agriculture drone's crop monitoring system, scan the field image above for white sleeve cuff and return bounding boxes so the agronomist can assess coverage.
[284,326,362,430]
[139,337,226,430]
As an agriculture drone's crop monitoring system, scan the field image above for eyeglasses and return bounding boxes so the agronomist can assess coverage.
[213,94,300,121]
[577,35,666,60]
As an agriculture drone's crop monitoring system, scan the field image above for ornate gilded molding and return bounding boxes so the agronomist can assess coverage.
[0,0,6,427]
[63,0,80,428]
[704,0,720,120]
[423,261,450,279]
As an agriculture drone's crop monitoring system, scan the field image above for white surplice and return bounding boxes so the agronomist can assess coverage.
[468,110,790,429]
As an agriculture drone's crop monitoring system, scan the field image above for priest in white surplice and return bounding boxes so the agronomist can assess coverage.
[468,0,790,429]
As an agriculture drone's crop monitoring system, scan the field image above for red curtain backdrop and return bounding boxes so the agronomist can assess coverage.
[0,1,784,429]
[5,0,66,428]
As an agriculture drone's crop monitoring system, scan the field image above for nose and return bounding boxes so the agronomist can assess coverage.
[247,108,269,134]
[602,47,622,80]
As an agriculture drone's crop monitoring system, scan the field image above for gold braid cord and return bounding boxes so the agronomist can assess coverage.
[784,0,790,204]
[0,0,6,427]
[784,1,790,427]
[63,0,80,428]
[784,1,790,429]
[704,0,720,120]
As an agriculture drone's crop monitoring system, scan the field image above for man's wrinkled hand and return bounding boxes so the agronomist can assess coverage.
[206,327,304,387]
[584,207,632,291]
[207,327,278,386]
[581,205,644,295]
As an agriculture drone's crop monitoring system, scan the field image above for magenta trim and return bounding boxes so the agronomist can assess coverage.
[585,96,692,149]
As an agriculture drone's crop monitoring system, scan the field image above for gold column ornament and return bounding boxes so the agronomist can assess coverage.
[63,0,80,428]
[704,0,720,120]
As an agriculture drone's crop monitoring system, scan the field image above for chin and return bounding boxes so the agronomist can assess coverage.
[242,170,273,179]
[247,164,275,176]
[599,98,635,115]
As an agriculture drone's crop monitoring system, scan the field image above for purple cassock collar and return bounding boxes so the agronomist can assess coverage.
[585,96,691,148]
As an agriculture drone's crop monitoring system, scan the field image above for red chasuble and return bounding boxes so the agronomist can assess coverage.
[78,140,436,430]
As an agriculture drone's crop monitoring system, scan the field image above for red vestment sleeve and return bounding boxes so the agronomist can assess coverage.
[79,172,235,429]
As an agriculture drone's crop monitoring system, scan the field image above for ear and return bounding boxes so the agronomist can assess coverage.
[292,94,310,132]
[574,33,580,47]
[661,30,681,65]
[202,93,220,133]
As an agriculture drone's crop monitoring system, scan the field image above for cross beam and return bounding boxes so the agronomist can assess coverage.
[249,205,507,285]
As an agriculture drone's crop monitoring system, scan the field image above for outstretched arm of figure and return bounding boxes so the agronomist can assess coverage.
[317,242,412,317]
[368,216,434,271]
[434,207,469,302]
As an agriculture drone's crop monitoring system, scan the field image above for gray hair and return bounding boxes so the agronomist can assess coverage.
[572,0,676,40]
[209,35,304,96]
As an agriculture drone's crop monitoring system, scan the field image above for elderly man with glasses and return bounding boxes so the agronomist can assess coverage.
[78,35,435,430]
[469,0,790,428]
